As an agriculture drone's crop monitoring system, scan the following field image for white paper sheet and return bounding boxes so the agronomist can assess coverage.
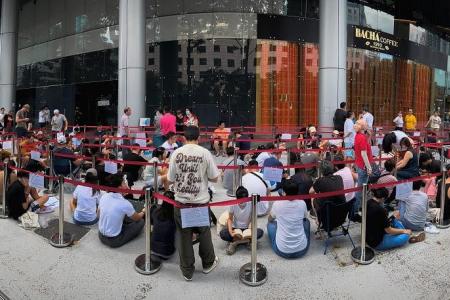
[180,207,210,228]
[104,161,118,174]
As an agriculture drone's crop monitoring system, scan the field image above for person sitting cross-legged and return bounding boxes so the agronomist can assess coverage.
[396,180,428,233]
[219,186,264,255]
[151,191,176,260]
[267,178,310,259]
[366,187,412,251]
[98,173,145,248]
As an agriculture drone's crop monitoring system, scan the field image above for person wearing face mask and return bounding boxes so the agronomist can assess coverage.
[97,173,145,248]
[183,108,199,127]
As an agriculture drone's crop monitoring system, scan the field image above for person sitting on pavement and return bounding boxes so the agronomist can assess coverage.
[70,168,102,226]
[212,121,230,157]
[122,143,148,187]
[221,147,245,197]
[288,162,313,210]
[98,173,145,248]
[376,158,398,202]
[366,187,413,251]
[267,179,310,259]
[220,186,263,255]
[142,146,169,190]
[53,135,83,177]
[382,130,412,154]
[6,171,49,220]
[242,160,273,216]
[256,143,275,167]
[310,160,346,220]
[262,148,284,194]
[396,137,419,180]
[397,180,428,232]
[151,191,176,260]
[161,131,178,154]
[333,154,357,204]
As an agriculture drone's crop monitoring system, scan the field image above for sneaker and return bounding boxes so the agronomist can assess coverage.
[226,242,237,255]
[409,231,426,243]
[202,256,219,274]
[424,224,440,234]
[183,274,193,281]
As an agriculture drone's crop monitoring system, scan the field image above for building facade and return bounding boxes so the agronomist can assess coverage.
[4,0,450,127]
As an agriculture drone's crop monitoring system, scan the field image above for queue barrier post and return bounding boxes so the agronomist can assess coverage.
[232,148,238,194]
[153,161,158,192]
[237,165,243,187]
[135,188,161,275]
[92,154,96,169]
[239,194,268,286]
[378,145,382,168]
[0,158,9,218]
[49,175,73,247]
[437,164,450,229]
[44,149,56,195]
[351,183,375,264]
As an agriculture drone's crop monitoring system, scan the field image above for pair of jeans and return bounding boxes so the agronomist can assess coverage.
[219,228,264,242]
[267,219,310,259]
[354,166,369,215]
[174,207,216,278]
[73,216,98,226]
[98,219,144,248]
[375,219,409,251]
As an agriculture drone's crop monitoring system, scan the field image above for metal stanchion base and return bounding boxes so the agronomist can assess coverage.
[239,262,268,286]
[43,189,57,195]
[0,208,7,219]
[351,246,375,265]
[436,222,450,229]
[134,254,161,275]
[49,232,73,248]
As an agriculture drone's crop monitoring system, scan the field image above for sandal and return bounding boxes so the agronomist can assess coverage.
[409,231,426,243]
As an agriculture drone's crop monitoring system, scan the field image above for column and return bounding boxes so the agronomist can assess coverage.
[318,0,347,127]
[0,0,18,111]
[118,0,146,127]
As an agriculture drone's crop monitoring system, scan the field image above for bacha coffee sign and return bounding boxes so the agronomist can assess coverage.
[351,26,400,55]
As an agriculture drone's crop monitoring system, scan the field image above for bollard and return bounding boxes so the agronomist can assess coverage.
[49,176,73,247]
[135,188,161,275]
[0,158,9,218]
[153,161,158,192]
[232,149,238,194]
[44,149,56,195]
[351,183,375,264]
[239,194,268,286]
[437,165,450,229]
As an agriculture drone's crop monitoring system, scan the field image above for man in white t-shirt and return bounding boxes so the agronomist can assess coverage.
[161,131,178,153]
[343,111,355,159]
[361,107,374,130]
[167,126,220,281]
[267,179,310,259]
[241,160,273,216]
[119,107,132,155]
[219,186,263,255]
[97,173,145,248]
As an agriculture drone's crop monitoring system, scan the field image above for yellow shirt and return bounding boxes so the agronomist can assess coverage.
[404,114,417,130]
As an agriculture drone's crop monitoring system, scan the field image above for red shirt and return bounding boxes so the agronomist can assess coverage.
[160,113,176,135]
[354,132,373,169]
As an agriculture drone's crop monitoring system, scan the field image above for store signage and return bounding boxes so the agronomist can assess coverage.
[352,26,399,55]
[97,100,110,106]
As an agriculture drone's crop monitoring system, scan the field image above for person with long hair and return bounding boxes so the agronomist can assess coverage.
[183,108,199,127]
[70,169,102,225]
[396,137,419,180]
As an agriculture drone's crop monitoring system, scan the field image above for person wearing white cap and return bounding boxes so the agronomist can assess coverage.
[51,109,68,133]
[70,168,103,225]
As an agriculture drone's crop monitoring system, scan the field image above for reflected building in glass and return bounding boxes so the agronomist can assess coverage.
[11,0,450,127]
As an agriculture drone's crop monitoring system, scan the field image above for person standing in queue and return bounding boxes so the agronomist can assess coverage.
[333,101,347,132]
[15,104,30,138]
[167,126,220,281]
[119,107,132,156]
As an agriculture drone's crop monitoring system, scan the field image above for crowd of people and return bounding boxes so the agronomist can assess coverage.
[1,102,449,282]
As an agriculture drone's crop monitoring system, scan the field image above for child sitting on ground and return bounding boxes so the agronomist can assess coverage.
[219,186,263,255]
